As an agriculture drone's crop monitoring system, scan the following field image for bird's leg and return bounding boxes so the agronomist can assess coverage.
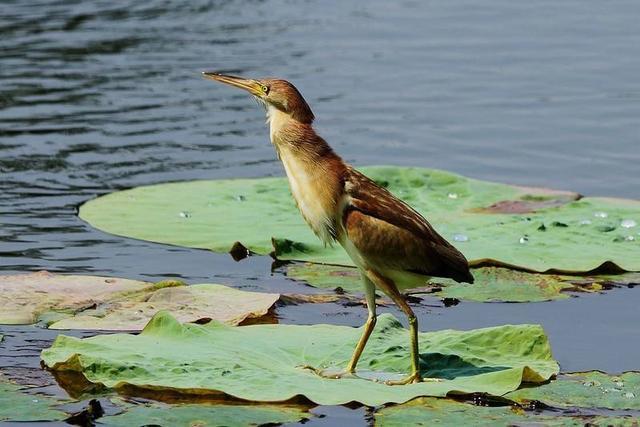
[303,273,377,380]
[365,270,442,386]
[346,273,377,372]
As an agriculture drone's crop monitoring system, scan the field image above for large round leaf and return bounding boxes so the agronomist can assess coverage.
[42,311,558,406]
[377,372,640,426]
[375,396,639,426]
[79,166,640,273]
[507,371,640,410]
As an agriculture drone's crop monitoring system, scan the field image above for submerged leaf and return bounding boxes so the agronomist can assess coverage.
[42,312,558,406]
[101,400,308,426]
[79,166,640,273]
[0,376,66,422]
[285,264,635,303]
[286,263,362,293]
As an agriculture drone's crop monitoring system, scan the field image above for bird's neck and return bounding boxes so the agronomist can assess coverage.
[266,105,347,243]
[266,105,342,165]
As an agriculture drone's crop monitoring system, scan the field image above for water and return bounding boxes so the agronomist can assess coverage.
[1,0,640,424]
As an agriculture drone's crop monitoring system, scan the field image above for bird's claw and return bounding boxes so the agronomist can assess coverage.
[384,373,444,386]
[300,365,357,380]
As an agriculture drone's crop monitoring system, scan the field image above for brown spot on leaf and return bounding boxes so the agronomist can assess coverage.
[474,186,581,214]
[474,198,573,214]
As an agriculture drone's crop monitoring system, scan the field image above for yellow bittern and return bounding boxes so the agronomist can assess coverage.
[204,72,474,384]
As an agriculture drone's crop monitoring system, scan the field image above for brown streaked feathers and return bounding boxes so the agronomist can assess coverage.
[344,168,474,284]
[272,110,473,284]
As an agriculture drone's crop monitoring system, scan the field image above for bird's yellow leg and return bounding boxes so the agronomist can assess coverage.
[365,270,443,386]
[346,274,377,372]
[303,273,377,379]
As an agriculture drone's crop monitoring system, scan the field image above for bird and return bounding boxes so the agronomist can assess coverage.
[203,72,474,385]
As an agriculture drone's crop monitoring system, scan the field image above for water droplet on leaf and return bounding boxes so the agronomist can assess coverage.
[447,193,458,199]
[453,233,469,242]
[579,219,592,225]
[236,195,246,202]
[625,392,636,399]
[519,236,529,244]
[621,219,637,228]
[179,211,191,219]
[594,211,608,218]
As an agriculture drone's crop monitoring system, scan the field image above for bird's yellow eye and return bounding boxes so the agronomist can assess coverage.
[261,85,269,94]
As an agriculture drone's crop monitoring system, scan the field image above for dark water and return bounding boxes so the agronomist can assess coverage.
[1,0,640,424]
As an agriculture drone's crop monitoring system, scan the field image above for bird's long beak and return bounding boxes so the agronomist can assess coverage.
[202,72,263,96]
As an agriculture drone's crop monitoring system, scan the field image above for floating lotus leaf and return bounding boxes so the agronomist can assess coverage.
[101,400,308,426]
[0,272,278,330]
[507,371,640,410]
[42,311,558,406]
[79,166,640,273]
[0,377,66,422]
[285,264,637,302]
[0,271,151,325]
[375,396,639,426]
[286,263,362,293]
[49,283,279,330]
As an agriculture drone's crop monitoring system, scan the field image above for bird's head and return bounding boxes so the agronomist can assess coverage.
[203,72,314,124]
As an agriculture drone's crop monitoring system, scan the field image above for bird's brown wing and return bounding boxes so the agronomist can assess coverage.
[344,168,474,283]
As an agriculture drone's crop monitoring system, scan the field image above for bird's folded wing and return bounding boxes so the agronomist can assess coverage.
[344,168,473,283]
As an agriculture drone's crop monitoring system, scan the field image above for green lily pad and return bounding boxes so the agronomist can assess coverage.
[286,263,362,293]
[79,166,640,273]
[429,270,640,303]
[375,396,639,426]
[285,264,637,302]
[49,283,279,331]
[377,372,640,426]
[0,376,66,422]
[42,311,558,406]
[507,371,640,410]
[102,399,309,426]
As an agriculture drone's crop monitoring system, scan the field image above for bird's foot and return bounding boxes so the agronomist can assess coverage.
[384,372,443,386]
[300,365,358,380]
